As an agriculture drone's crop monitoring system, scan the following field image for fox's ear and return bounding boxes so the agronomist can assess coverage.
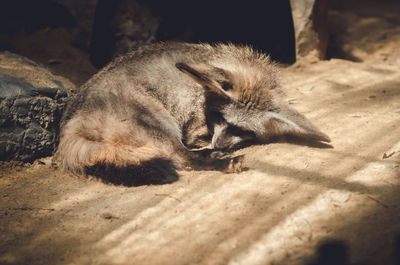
[176,62,234,100]
[263,107,331,142]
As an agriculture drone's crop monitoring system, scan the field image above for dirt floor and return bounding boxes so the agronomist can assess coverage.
[1,2,400,265]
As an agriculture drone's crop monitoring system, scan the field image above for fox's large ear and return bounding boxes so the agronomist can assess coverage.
[176,62,235,100]
[263,107,331,142]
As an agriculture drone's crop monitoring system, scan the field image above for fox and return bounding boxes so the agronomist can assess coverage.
[55,42,330,181]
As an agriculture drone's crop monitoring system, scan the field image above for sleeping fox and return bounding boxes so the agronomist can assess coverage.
[55,42,330,178]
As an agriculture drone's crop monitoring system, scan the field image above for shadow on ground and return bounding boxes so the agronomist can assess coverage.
[85,158,179,186]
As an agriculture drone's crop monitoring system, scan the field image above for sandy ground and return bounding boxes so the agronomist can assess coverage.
[1,3,400,265]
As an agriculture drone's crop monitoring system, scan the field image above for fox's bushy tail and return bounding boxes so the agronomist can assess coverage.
[54,113,180,175]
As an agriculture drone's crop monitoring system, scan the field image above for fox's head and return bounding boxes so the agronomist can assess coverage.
[176,45,330,150]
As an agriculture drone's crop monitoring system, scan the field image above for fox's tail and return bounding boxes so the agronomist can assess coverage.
[54,113,180,175]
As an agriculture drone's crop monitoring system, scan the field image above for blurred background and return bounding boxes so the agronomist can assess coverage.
[0,0,335,84]
[0,0,399,84]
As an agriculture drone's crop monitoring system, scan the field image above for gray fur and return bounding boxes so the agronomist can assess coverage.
[55,42,329,176]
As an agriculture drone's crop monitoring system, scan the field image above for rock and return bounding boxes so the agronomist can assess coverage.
[52,0,99,51]
[290,0,328,61]
[0,51,75,162]
[90,0,159,68]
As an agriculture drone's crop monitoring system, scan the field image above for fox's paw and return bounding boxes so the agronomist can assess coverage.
[225,155,245,173]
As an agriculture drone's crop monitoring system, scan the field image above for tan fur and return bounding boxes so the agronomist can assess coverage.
[211,44,279,108]
[55,112,179,175]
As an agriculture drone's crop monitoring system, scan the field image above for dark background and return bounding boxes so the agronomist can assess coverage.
[0,0,296,73]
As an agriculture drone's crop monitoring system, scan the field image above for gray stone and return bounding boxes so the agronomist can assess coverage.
[90,0,159,67]
[52,0,99,50]
[290,0,329,61]
[0,52,75,162]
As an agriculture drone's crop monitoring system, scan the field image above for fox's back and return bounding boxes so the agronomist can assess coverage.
[72,43,216,126]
